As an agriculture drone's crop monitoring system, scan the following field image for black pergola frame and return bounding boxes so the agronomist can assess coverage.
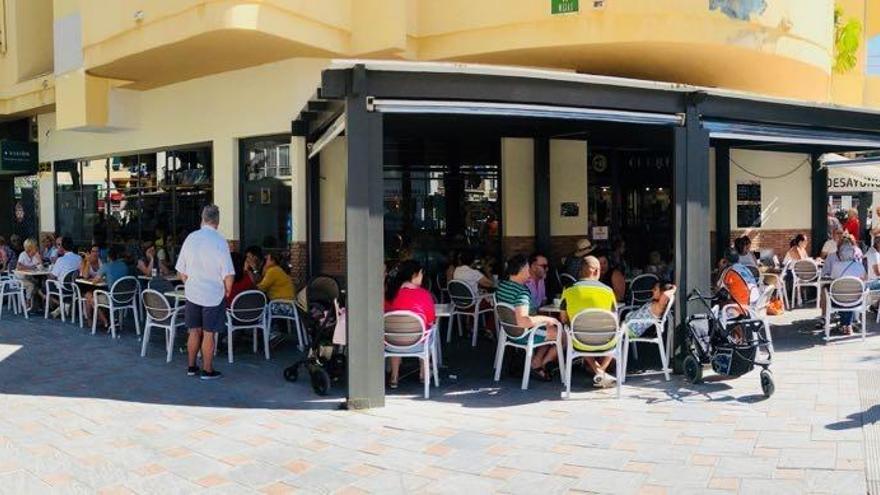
[295,63,880,409]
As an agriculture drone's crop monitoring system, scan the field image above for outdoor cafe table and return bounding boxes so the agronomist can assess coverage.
[75,278,106,288]
[434,303,454,366]
[13,269,52,278]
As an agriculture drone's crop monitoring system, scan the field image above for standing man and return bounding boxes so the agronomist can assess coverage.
[525,252,549,312]
[175,205,234,380]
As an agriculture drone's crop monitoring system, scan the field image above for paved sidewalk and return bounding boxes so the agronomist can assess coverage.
[0,308,875,494]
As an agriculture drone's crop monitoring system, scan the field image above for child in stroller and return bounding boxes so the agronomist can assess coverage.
[283,275,346,395]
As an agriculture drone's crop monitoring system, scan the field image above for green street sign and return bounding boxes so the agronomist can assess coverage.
[0,140,38,175]
[552,0,579,15]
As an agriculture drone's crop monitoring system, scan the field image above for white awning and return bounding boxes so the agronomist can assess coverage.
[366,98,685,126]
[703,119,880,149]
[827,159,880,192]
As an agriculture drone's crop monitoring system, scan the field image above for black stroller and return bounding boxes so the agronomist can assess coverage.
[283,275,346,395]
[682,289,775,398]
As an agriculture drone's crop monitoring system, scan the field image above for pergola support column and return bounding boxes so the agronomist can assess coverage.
[344,67,386,409]
[673,99,712,369]
[714,144,731,261]
[534,137,551,254]
[811,153,828,256]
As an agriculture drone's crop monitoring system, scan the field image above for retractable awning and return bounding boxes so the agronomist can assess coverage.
[366,98,685,126]
[824,156,880,192]
[703,119,880,148]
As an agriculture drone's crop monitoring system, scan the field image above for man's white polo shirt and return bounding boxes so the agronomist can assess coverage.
[175,225,234,307]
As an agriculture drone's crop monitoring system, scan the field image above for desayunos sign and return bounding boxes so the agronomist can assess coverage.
[828,165,880,192]
[552,0,579,15]
[0,140,38,174]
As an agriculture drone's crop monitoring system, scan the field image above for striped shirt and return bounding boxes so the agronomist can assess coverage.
[496,279,534,314]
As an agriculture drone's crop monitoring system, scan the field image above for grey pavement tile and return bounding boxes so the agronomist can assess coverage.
[646,464,712,488]
[0,471,52,495]
[739,478,807,495]
[424,473,504,494]
[803,469,867,494]
[160,453,236,482]
[568,467,646,495]
[283,466,357,493]
[500,471,577,495]
[434,451,501,475]
[712,455,777,479]
[777,448,837,470]
[123,472,204,494]
[224,461,293,488]
[562,447,632,470]
[349,470,432,494]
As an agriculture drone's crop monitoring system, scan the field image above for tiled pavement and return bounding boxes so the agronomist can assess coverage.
[0,307,876,494]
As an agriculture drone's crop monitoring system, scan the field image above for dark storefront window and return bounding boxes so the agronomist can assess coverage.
[54,145,213,259]
[384,138,501,275]
[240,136,292,250]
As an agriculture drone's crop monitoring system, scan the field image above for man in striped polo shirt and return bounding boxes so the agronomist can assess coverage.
[496,254,562,382]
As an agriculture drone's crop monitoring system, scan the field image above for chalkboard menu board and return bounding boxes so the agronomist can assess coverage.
[736,181,762,228]
[736,182,761,202]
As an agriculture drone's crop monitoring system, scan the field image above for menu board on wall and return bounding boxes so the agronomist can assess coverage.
[736,180,762,228]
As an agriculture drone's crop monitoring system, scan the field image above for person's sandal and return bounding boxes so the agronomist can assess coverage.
[530,367,551,382]
[388,379,399,389]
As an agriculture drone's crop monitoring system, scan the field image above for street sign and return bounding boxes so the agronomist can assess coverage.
[551,0,579,15]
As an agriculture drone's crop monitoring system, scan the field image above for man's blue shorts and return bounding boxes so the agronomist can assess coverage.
[185,300,226,333]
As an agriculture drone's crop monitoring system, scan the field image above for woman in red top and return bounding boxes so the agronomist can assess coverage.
[384,259,436,388]
[227,252,256,307]
[844,208,861,242]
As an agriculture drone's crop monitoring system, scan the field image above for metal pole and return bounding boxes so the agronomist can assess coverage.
[344,66,386,409]
[673,96,711,371]
[714,144,731,262]
[811,153,828,256]
[534,137,551,254]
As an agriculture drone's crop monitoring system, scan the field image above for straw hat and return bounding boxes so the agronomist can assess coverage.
[574,239,594,257]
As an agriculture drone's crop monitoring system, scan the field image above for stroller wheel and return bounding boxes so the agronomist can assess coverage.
[283,365,299,382]
[760,369,775,398]
[683,354,703,384]
[310,368,331,396]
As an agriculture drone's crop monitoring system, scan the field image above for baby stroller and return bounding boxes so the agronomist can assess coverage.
[283,275,346,395]
[683,289,775,398]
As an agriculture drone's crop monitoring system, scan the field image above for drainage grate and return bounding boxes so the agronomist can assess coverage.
[859,370,880,495]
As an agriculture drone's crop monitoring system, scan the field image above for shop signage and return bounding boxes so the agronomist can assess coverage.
[0,140,38,175]
[827,165,880,192]
[551,0,579,15]
[592,226,609,240]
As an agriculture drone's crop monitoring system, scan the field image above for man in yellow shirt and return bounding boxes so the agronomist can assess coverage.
[560,256,619,388]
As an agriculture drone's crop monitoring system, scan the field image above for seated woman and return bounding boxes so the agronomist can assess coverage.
[622,281,676,338]
[227,251,256,307]
[257,253,296,334]
[734,236,758,267]
[784,234,809,264]
[595,250,626,303]
[80,244,103,279]
[384,259,436,388]
[829,238,866,336]
[136,241,170,277]
[84,246,127,329]
[15,238,43,310]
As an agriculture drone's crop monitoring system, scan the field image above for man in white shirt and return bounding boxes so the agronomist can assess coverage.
[175,205,234,380]
[452,251,494,295]
[50,236,82,280]
[821,228,843,259]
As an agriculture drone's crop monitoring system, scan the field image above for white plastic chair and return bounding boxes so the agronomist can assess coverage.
[140,289,186,362]
[92,276,141,338]
[824,277,868,342]
[564,309,624,399]
[383,310,439,399]
[226,290,269,363]
[0,278,28,320]
[267,299,307,351]
[621,295,674,383]
[493,302,564,390]
[44,269,80,323]
[447,280,494,347]
[750,285,777,353]
[791,259,822,308]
